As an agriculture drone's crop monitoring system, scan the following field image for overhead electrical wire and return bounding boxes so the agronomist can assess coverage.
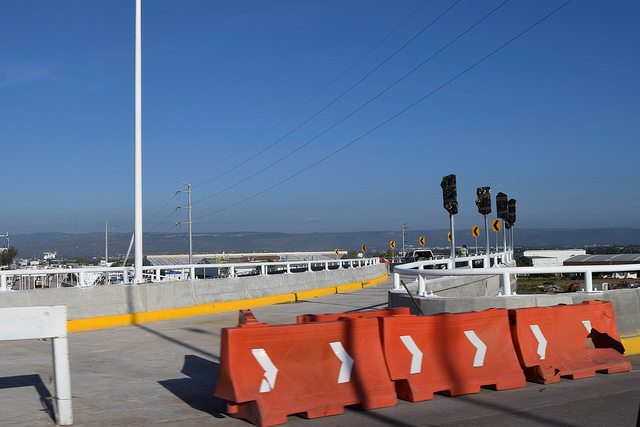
[181,1,433,185]
[193,0,574,221]
[143,1,433,230]
[193,0,505,206]
[190,0,458,190]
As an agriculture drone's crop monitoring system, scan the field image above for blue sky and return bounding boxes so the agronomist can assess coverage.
[1,0,638,235]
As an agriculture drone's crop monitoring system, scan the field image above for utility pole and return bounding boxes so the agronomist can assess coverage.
[401,223,408,260]
[177,182,193,270]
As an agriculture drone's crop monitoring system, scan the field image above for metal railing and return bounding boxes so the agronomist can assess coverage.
[0,257,380,291]
[393,251,640,296]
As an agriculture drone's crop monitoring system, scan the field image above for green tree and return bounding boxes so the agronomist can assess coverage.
[343,250,359,259]
[0,246,18,267]
[515,256,533,267]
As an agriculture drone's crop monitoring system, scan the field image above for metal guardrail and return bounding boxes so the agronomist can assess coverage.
[0,257,380,291]
[393,251,640,296]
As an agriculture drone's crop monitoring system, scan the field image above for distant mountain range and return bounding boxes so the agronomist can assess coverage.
[9,228,640,260]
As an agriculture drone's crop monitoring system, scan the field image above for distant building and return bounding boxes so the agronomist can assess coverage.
[563,253,640,279]
[523,249,587,267]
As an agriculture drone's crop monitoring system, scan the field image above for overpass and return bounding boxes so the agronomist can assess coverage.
[2,250,639,352]
[1,273,638,426]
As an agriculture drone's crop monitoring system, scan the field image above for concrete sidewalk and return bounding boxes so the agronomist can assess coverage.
[1,277,639,426]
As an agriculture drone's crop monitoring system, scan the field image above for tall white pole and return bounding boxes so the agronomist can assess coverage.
[105,221,108,265]
[134,0,143,283]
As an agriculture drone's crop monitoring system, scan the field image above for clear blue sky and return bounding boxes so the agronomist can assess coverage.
[1,0,638,235]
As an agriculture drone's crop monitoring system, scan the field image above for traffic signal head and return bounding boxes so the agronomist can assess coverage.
[506,199,516,229]
[475,186,491,215]
[496,192,508,219]
[440,174,458,215]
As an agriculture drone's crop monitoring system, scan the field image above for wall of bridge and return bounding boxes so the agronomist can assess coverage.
[389,280,640,345]
[0,263,387,321]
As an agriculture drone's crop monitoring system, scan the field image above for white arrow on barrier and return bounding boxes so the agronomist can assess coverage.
[251,348,278,393]
[400,335,423,374]
[582,320,592,333]
[464,330,487,367]
[330,341,354,383]
[529,324,547,360]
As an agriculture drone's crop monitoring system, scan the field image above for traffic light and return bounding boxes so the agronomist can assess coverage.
[475,186,491,215]
[496,192,508,219]
[440,174,458,215]
[506,199,516,229]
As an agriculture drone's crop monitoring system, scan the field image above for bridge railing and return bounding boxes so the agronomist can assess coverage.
[393,252,639,296]
[0,257,380,291]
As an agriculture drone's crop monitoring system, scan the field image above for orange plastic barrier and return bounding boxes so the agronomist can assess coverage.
[380,308,526,401]
[215,310,396,427]
[508,300,632,384]
[297,307,410,323]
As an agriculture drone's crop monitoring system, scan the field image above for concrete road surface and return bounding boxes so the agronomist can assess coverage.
[1,277,639,426]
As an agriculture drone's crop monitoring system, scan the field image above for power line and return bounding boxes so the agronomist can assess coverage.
[190,0,455,191]
[145,1,434,230]
[194,0,574,221]
[193,0,501,205]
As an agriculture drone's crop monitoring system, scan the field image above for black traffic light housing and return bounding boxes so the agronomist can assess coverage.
[475,187,491,215]
[440,174,458,215]
[496,192,508,219]
[506,199,516,229]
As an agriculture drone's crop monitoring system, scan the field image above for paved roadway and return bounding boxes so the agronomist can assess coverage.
[1,276,639,426]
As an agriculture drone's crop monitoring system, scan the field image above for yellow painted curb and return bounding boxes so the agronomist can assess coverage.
[68,293,296,333]
[362,273,389,288]
[622,333,640,356]
[67,272,389,333]
[336,282,364,293]
[295,287,337,301]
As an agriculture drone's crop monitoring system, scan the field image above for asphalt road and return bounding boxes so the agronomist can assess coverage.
[1,277,639,426]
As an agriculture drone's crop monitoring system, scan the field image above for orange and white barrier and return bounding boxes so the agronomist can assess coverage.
[296,307,410,323]
[216,301,633,426]
[379,308,526,401]
[215,312,396,427]
[509,300,631,384]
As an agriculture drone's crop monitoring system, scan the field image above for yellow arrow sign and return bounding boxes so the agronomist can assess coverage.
[492,219,501,232]
[419,236,425,245]
[362,244,367,252]
[335,249,340,256]
[390,241,395,249]
[447,232,452,242]
[472,226,480,237]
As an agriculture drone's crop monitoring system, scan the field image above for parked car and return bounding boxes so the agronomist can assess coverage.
[402,249,434,263]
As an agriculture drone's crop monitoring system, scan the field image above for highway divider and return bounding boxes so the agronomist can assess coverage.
[509,300,632,384]
[216,301,632,426]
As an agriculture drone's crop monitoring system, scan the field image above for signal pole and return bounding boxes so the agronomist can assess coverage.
[177,182,193,271]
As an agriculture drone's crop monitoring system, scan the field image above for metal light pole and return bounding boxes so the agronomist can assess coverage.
[134,0,143,283]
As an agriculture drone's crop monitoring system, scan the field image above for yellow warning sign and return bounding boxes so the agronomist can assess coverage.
[492,219,501,232]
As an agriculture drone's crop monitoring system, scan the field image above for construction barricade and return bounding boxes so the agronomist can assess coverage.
[214,310,396,427]
[297,307,410,323]
[508,300,632,384]
[379,308,526,401]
